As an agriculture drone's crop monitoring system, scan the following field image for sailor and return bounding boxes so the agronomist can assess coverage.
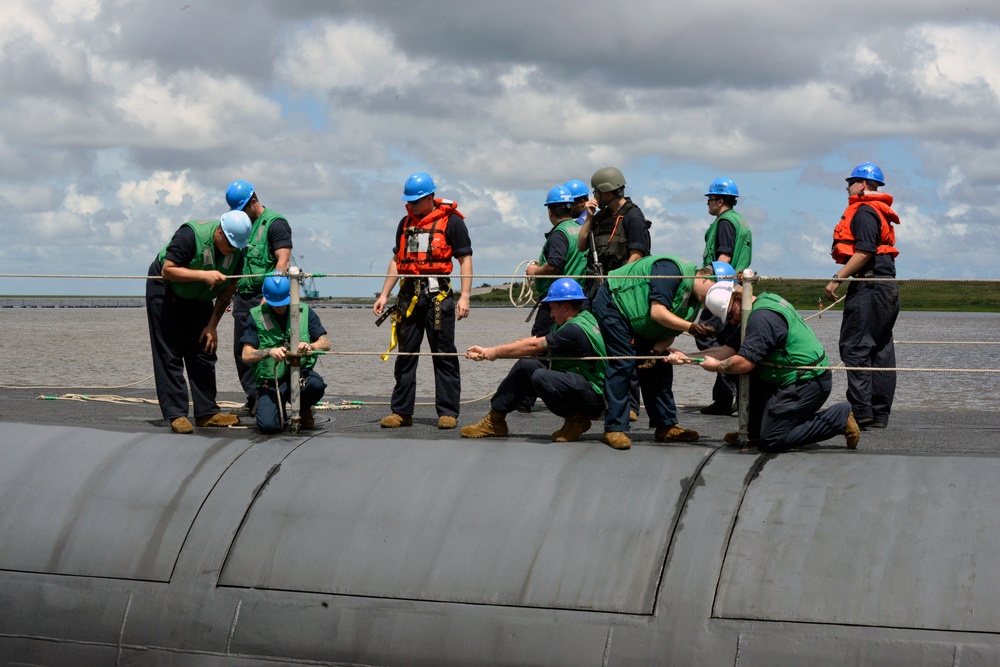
[591,255,711,450]
[146,212,250,434]
[224,179,293,417]
[697,178,754,416]
[563,179,591,225]
[576,166,651,300]
[373,172,474,430]
[526,185,588,335]
[240,275,330,434]
[577,166,651,422]
[824,162,900,430]
[461,279,606,443]
[669,281,860,452]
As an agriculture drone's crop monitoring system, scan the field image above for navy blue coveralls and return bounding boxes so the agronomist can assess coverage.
[839,206,898,426]
[389,215,473,419]
[723,307,852,452]
[591,259,685,433]
[230,216,293,409]
[146,225,242,422]
[240,308,327,434]
[489,319,604,419]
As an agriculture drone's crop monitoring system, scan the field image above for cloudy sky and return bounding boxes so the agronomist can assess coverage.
[2,0,999,296]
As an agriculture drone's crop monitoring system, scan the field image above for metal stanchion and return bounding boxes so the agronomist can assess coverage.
[288,266,302,432]
[737,269,755,448]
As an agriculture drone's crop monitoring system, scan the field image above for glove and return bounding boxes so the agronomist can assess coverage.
[688,322,716,339]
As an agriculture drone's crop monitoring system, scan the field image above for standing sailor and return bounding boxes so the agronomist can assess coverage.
[697,178,753,416]
[373,172,474,430]
[824,162,900,430]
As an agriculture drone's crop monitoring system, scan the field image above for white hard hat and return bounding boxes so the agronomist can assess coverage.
[705,282,735,320]
[220,210,251,249]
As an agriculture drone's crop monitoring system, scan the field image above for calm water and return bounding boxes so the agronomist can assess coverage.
[2,307,998,412]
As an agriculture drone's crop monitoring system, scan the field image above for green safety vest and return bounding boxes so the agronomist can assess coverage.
[250,303,317,387]
[607,255,698,340]
[703,209,752,273]
[750,293,829,386]
[549,310,607,396]
[533,219,588,299]
[238,207,286,294]
[157,220,240,302]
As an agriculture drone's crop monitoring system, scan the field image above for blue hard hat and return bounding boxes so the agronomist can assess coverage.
[226,180,255,211]
[545,185,574,206]
[541,278,587,303]
[847,162,885,186]
[711,261,737,282]
[401,172,436,201]
[705,178,739,198]
[262,275,291,307]
[219,210,251,249]
[563,179,589,200]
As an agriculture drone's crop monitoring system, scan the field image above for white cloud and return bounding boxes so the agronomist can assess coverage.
[276,19,424,93]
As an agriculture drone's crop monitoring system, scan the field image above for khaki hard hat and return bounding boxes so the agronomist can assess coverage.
[591,166,626,193]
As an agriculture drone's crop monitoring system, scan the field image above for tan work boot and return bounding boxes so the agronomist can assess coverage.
[438,415,457,429]
[845,411,861,450]
[603,431,631,450]
[655,424,699,442]
[552,415,592,442]
[300,407,316,430]
[196,413,239,427]
[724,432,760,447]
[460,410,508,438]
[380,413,413,428]
[171,416,193,434]
[629,410,638,422]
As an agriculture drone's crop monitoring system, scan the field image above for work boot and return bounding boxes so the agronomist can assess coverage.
[233,400,255,417]
[438,415,457,429]
[196,413,239,427]
[724,432,760,447]
[380,413,413,428]
[460,410,508,438]
[700,401,736,416]
[300,407,316,430]
[603,432,631,450]
[629,410,639,423]
[845,411,861,450]
[171,417,193,434]
[552,415,592,442]
[655,424,699,442]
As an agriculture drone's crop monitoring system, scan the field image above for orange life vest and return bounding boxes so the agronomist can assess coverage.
[831,192,900,264]
[395,199,463,275]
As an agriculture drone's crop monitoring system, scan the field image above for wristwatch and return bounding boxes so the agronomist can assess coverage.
[831,274,843,283]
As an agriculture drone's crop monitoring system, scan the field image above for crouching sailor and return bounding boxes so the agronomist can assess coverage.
[462,279,606,443]
[667,281,860,452]
[240,276,330,433]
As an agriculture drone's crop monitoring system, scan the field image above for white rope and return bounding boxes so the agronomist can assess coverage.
[803,296,845,321]
[508,260,537,308]
[0,374,155,390]
[4,271,1000,283]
